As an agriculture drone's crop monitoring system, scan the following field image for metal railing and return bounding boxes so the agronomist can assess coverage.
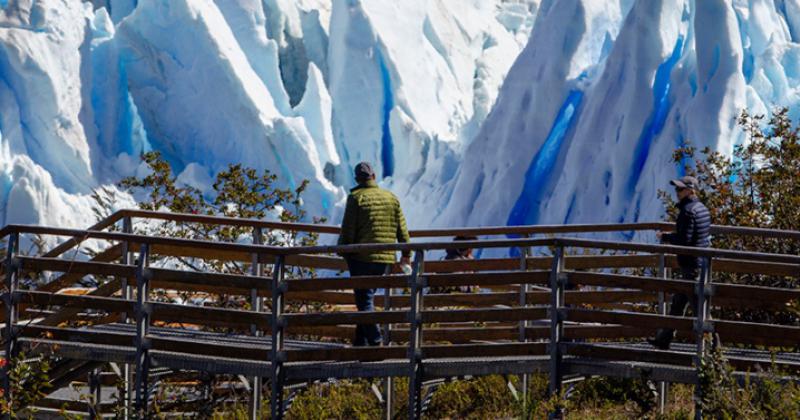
[1,211,800,419]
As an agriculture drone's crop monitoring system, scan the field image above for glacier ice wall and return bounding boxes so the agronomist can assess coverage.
[0,0,535,228]
[436,0,800,231]
[4,0,800,233]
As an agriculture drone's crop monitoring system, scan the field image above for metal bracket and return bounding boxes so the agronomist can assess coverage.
[275,317,288,329]
[135,303,153,318]
[554,308,568,322]
[694,320,714,333]
[134,336,152,350]
[278,282,289,294]
[557,272,569,286]
[5,257,20,272]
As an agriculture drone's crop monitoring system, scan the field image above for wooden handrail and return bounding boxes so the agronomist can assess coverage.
[9,209,800,419]
[114,209,800,240]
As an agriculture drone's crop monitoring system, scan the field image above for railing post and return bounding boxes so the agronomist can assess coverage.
[270,255,286,420]
[383,272,394,420]
[120,216,133,420]
[548,245,565,419]
[249,227,264,420]
[693,257,712,420]
[657,254,668,414]
[133,244,151,418]
[2,232,19,415]
[656,254,671,414]
[518,235,532,403]
[407,251,425,420]
[88,368,102,419]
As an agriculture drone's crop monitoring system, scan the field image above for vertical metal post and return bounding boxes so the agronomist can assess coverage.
[518,236,532,403]
[120,216,133,420]
[89,368,102,419]
[249,227,264,420]
[657,254,668,414]
[133,244,151,418]
[548,246,565,419]
[407,251,425,420]
[269,255,286,420]
[693,257,712,420]
[3,232,19,413]
[383,274,394,420]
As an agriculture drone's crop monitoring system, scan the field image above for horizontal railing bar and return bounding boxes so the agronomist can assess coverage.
[111,209,800,241]
[18,256,135,277]
[568,271,800,305]
[426,270,550,287]
[150,302,271,329]
[284,310,408,326]
[562,308,694,332]
[556,238,800,264]
[148,267,268,291]
[121,209,342,234]
[284,275,410,292]
[283,307,550,327]
[563,342,800,372]
[7,223,800,264]
[423,307,548,323]
[563,342,693,366]
[567,271,693,294]
[14,291,133,313]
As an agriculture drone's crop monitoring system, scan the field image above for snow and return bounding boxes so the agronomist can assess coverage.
[4,0,800,238]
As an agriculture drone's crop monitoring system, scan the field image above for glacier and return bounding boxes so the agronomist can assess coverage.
[1,0,800,235]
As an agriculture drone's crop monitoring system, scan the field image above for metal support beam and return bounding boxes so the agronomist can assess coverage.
[88,368,102,419]
[248,227,264,420]
[269,255,286,420]
[548,246,565,419]
[120,216,133,420]
[693,257,712,420]
[407,251,425,420]
[518,236,531,403]
[133,244,151,418]
[657,254,668,415]
[3,233,19,418]
[383,269,394,420]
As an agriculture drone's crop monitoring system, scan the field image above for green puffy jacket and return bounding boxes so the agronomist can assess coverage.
[338,180,411,263]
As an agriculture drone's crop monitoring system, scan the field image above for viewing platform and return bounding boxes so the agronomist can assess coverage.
[1,209,799,419]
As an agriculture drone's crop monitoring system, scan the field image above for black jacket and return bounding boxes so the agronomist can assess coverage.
[662,196,711,269]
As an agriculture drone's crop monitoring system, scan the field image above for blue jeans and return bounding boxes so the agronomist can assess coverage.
[347,259,390,346]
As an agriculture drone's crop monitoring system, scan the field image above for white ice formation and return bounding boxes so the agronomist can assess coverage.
[1,0,798,236]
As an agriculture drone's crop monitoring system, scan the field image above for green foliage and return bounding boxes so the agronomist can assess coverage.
[425,375,518,419]
[112,151,327,308]
[118,151,324,250]
[0,353,51,419]
[287,380,383,420]
[569,376,657,417]
[698,335,800,419]
[661,108,800,323]
[661,107,800,259]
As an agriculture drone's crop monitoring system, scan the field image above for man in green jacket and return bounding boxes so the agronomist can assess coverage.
[338,162,411,346]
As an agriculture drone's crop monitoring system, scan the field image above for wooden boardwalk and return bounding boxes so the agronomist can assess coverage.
[2,209,800,419]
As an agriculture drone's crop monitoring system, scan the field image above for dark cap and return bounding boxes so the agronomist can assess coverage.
[354,162,375,181]
[670,175,699,190]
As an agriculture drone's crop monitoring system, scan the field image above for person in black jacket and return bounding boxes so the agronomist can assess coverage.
[648,176,711,350]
